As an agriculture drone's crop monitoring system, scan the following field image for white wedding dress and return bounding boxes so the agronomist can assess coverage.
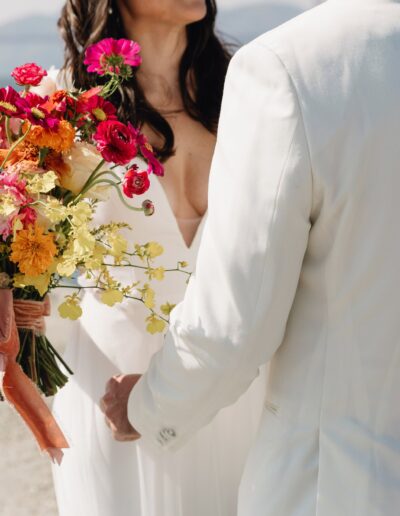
[51,171,267,516]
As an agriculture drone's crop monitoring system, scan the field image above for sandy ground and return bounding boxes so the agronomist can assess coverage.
[0,402,58,516]
[0,292,74,516]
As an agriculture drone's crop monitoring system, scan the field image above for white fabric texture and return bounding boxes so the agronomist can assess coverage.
[51,172,266,516]
[129,1,400,515]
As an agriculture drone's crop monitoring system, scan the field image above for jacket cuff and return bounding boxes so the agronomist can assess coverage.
[127,374,191,452]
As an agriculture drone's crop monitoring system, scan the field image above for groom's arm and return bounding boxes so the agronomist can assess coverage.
[128,40,313,450]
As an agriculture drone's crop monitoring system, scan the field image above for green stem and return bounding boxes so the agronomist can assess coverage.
[5,117,12,146]
[0,124,32,171]
[109,181,145,212]
[54,285,170,324]
[101,262,192,276]
[89,170,122,183]
[72,159,105,204]
[44,337,74,375]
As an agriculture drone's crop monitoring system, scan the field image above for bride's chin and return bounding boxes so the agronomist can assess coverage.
[182,0,208,23]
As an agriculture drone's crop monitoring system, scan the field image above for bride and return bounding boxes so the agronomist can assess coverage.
[50,1,266,515]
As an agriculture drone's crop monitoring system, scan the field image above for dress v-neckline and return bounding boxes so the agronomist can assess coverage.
[153,177,207,251]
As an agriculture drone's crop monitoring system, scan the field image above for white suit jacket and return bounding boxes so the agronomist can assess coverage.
[129,1,400,514]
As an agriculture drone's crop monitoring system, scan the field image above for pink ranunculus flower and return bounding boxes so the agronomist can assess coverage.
[123,166,150,198]
[84,38,142,76]
[0,170,33,240]
[93,120,138,166]
[19,206,37,227]
[11,63,48,87]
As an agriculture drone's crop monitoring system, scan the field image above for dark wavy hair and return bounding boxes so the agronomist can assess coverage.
[58,0,231,160]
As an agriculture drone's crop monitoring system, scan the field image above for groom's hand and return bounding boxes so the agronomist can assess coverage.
[100,374,141,442]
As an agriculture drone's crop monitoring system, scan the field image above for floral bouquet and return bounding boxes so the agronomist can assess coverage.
[0,38,186,459]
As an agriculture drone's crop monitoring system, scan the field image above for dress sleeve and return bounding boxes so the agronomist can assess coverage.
[128,41,313,451]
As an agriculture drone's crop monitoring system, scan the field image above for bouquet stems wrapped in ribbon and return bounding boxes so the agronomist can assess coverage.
[0,289,68,462]
[0,38,190,457]
[14,295,72,396]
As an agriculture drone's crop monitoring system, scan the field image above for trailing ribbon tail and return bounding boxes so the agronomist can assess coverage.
[0,289,69,463]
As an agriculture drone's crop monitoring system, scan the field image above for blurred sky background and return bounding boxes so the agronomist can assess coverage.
[0,0,321,87]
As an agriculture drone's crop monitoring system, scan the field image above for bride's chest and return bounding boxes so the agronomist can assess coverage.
[148,112,216,218]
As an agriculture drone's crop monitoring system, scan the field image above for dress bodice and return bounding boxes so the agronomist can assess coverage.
[78,164,207,373]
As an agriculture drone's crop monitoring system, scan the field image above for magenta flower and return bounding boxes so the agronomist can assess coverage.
[84,38,142,77]
[0,86,27,118]
[137,134,164,177]
[77,92,117,123]
[23,92,59,129]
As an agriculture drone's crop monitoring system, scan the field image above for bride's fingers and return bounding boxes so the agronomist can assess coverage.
[105,377,116,394]
[99,397,107,414]
[105,416,119,434]
[114,431,140,442]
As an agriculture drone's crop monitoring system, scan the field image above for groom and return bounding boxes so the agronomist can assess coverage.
[101,1,400,514]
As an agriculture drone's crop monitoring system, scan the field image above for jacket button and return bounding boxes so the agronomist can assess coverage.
[157,427,177,445]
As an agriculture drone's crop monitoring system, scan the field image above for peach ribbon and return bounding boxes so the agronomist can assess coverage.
[0,289,69,463]
[13,296,50,335]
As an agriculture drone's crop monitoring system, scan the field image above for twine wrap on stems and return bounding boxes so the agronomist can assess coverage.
[0,289,69,463]
[13,296,50,336]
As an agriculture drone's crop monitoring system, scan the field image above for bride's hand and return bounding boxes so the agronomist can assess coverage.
[100,374,141,442]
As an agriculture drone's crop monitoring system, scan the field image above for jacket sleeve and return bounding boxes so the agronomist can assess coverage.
[128,41,313,451]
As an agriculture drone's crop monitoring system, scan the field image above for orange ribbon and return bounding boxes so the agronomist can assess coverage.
[13,296,50,335]
[0,289,69,463]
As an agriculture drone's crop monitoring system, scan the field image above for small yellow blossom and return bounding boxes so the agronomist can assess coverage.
[26,171,58,195]
[160,303,176,317]
[146,267,165,281]
[43,197,68,224]
[70,201,93,226]
[141,285,156,310]
[57,247,77,277]
[146,315,167,335]
[108,233,128,262]
[145,242,164,259]
[13,272,52,296]
[0,194,18,217]
[58,296,83,320]
[84,243,106,270]
[101,289,124,307]
[73,226,96,258]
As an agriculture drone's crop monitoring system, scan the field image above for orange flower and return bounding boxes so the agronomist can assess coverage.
[0,141,39,167]
[23,120,75,153]
[45,150,71,178]
[11,224,57,276]
[0,143,71,179]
